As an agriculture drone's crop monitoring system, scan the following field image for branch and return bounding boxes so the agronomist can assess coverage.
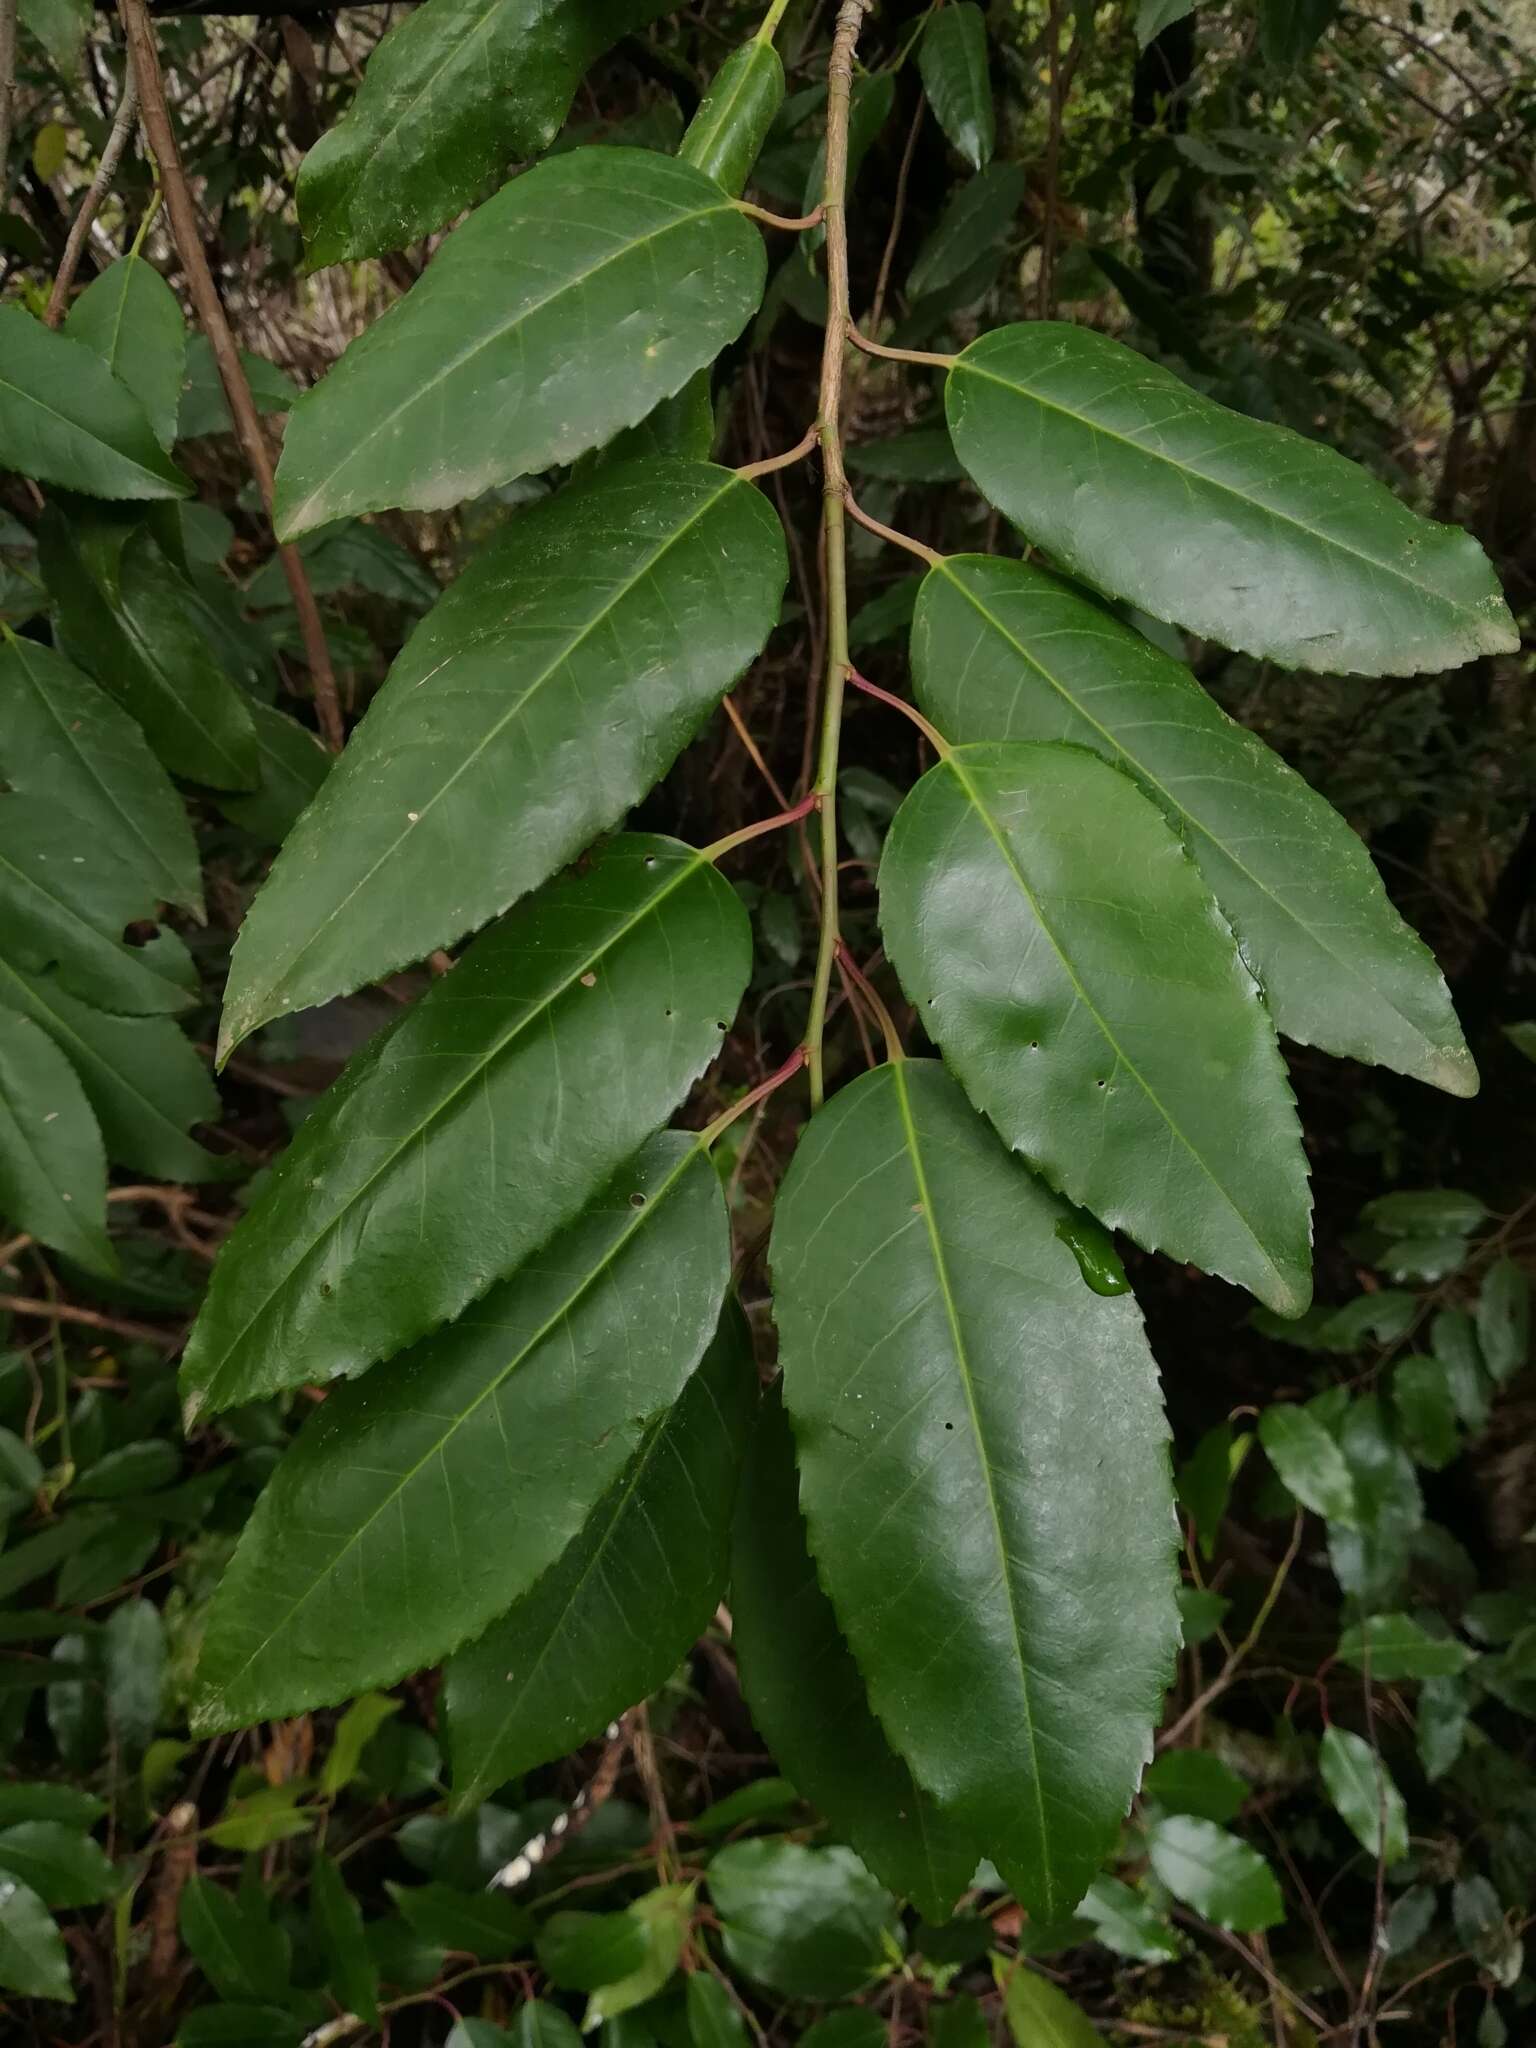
[0,0,17,209]
[802,0,870,1110]
[117,0,345,752]
[45,67,140,327]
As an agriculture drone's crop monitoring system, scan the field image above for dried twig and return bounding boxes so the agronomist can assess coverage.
[0,1293,182,1351]
[45,66,140,325]
[117,0,345,752]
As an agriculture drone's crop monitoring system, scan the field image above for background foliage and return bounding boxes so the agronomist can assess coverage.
[0,0,1534,2042]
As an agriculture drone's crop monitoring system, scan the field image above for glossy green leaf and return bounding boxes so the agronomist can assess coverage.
[18,0,90,69]
[771,1060,1178,1918]
[931,1994,990,2048]
[997,1961,1099,2047]
[39,513,258,792]
[1258,1404,1359,1524]
[1392,1354,1461,1468]
[1176,1421,1244,1560]
[680,39,785,197]
[1337,1614,1473,1681]
[64,255,187,452]
[0,798,193,1017]
[1077,1874,1181,1961]
[0,1009,113,1275]
[191,1133,729,1730]
[276,153,764,536]
[1432,1308,1492,1429]
[918,5,994,169]
[186,837,749,1418]
[295,0,675,265]
[1143,1750,1248,1824]
[387,1882,532,1960]
[215,700,331,847]
[686,1970,748,2048]
[1478,1258,1529,1384]
[582,1884,692,2027]
[73,1440,180,1501]
[879,743,1312,1313]
[0,638,200,917]
[913,557,1476,1096]
[730,1391,980,1921]
[179,1877,290,2005]
[0,1873,71,2001]
[0,1787,103,1829]
[0,306,187,503]
[510,2009,581,2048]
[908,165,1023,304]
[446,1303,755,1806]
[1146,1814,1284,1931]
[311,1854,378,2025]
[944,322,1517,675]
[1364,1189,1488,1236]
[0,952,224,1182]
[222,463,783,1056]
[536,1910,649,1992]
[1136,0,1195,45]
[709,1840,896,2001]
[0,1822,116,1908]
[1319,1725,1407,1864]
[321,1694,401,1799]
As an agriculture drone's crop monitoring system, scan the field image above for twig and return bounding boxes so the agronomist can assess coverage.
[846,322,956,368]
[45,68,140,326]
[0,0,16,208]
[1158,1510,1304,1749]
[801,0,871,1110]
[843,490,942,565]
[117,0,345,752]
[866,90,924,338]
[489,1716,632,1891]
[0,1294,182,1351]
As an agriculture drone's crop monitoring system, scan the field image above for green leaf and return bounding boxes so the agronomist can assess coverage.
[908,164,1024,303]
[1177,1588,1230,1646]
[917,5,994,170]
[39,513,258,792]
[386,1882,532,1960]
[536,1910,649,1992]
[1383,1882,1436,1957]
[0,1822,116,1907]
[0,1009,113,1275]
[1258,1404,1359,1524]
[1478,1259,1529,1385]
[186,836,750,1418]
[104,1598,163,1753]
[1143,1750,1248,1825]
[177,336,296,441]
[1432,1309,1492,1430]
[64,255,187,453]
[771,1060,1178,1919]
[215,700,331,847]
[1319,1726,1407,1864]
[1176,1421,1244,1561]
[931,1995,989,2048]
[879,743,1312,1313]
[321,1693,402,1800]
[0,798,194,1017]
[205,1785,314,1853]
[276,153,763,536]
[17,0,91,70]
[1259,0,1339,66]
[680,40,785,197]
[1136,0,1195,46]
[944,322,1517,676]
[175,2009,304,2048]
[0,1873,71,2000]
[445,1302,755,1805]
[0,952,225,1183]
[729,1391,979,1921]
[310,1855,379,2026]
[685,1970,748,2048]
[73,1441,180,1500]
[996,1960,1099,2047]
[1337,1614,1473,1681]
[0,637,201,917]
[0,1786,103,1829]
[1394,1347,1463,1461]
[583,1883,692,2027]
[179,1877,290,2004]
[912,557,1477,1096]
[709,1841,896,2001]
[221,463,783,1057]
[0,306,188,503]
[295,0,676,265]
[1363,1190,1488,1237]
[509,2010,581,2048]
[1146,1814,1284,1931]
[848,427,964,486]
[191,1132,729,1730]
[1077,1875,1181,1961]
[801,2016,885,2048]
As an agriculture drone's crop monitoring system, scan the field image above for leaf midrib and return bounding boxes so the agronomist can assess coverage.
[935,564,1447,1064]
[199,850,712,1410]
[952,353,1471,619]
[888,1061,1056,1905]
[202,1141,707,1707]
[233,472,742,1034]
[938,750,1292,1300]
[282,187,738,533]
